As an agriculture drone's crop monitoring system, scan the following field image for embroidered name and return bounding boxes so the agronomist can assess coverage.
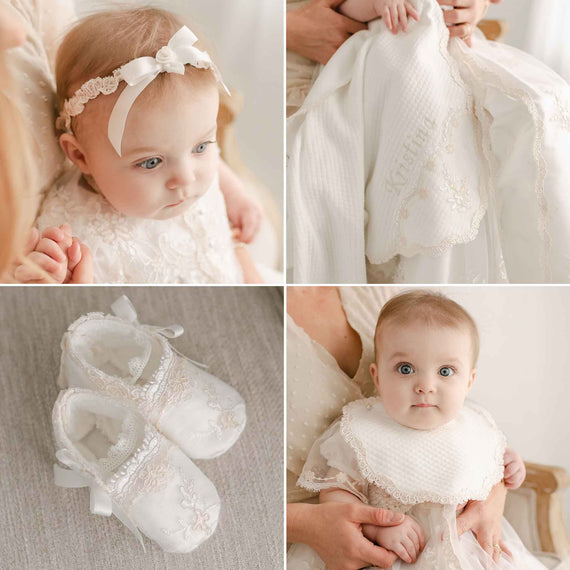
[384,116,436,194]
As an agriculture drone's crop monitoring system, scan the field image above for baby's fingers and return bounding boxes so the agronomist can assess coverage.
[383,7,393,32]
[390,5,399,34]
[406,2,419,21]
[41,226,65,244]
[67,239,82,272]
[35,237,66,264]
[397,3,408,32]
[393,540,413,564]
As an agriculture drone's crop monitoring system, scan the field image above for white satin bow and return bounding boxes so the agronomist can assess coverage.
[53,449,146,551]
[110,295,208,370]
[108,26,229,156]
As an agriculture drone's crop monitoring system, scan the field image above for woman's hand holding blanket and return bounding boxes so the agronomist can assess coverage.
[287,0,367,65]
[437,0,502,47]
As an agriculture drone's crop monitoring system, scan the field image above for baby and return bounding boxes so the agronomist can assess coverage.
[339,0,419,33]
[289,291,544,569]
[16,8,263,284]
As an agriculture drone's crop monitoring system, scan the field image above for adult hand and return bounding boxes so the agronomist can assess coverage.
[288,502,404,569]
[287,0,367,65]
[456,481,513,563]
[437,0,502,47]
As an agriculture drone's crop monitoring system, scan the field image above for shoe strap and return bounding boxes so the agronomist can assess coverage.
[54,449,146,551]
[111,295,184,339]
[111,295,209,370]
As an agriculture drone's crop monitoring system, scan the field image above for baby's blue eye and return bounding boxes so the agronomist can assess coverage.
[439,366,454,377]
[194,141,213,154]
[137,157,162,170]
[397,364,414,375]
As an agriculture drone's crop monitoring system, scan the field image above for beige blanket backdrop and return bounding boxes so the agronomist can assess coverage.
[0,286,283,569]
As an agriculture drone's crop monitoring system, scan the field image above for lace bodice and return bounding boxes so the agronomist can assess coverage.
[36,168,243,284]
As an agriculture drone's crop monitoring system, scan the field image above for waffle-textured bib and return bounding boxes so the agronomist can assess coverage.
[339,398,506,505]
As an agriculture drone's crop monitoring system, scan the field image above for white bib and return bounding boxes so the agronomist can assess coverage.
[340,398,506,505]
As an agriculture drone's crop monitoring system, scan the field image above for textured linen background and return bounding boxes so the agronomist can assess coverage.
[0,286,283,569]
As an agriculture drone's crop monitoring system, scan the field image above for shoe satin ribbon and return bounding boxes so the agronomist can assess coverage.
[111,295,208,369]
[53,449,146,551]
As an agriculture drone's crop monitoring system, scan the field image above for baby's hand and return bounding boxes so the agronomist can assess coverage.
[375,0,419,33]
[14,224,80,284]
[503,447,526,489]
[224,187,263,244]
[368,514,425,563]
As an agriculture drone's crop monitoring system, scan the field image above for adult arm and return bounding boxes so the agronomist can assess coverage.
[288,501,403,570]
[437,0,502,47]
[287,0,367,65]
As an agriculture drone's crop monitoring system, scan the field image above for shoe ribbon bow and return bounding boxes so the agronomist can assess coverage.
[110,295,208,370]
[53,449,146,551]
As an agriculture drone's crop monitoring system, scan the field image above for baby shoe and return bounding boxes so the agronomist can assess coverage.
[58,296,246,460]
[52,388,221,553]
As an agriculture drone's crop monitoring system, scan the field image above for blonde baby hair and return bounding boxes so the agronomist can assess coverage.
[55,7,218,136]
[374,290,480,365]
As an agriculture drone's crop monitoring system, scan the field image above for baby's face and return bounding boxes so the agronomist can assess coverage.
[370,319,476,430]
[71,78,220,220]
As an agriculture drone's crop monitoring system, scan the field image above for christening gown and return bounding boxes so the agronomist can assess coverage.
[287,398,548,570]
[36,168,243,284]
[287,0,570,283]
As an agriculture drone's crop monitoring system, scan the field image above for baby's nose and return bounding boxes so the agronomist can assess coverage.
[167,161,197,190]
[414,377,436,393]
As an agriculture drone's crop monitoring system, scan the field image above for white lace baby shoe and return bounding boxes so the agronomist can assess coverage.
[53,388,221,553]
[58,296,246,460]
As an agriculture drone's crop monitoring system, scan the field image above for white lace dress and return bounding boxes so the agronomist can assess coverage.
[288,0,570,283]
[287,399,548,570]
[36,168,243,284]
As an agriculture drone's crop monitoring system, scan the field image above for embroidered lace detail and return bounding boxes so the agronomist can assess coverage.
[297,468,369,505]
[155,357,244,439]
[456,42,551,282]
[98,413,141,473]
[108,425,174,511]
[56,69,122,131]
[161,477,216,541]
[368,484,412,514]
[37,170,243,284]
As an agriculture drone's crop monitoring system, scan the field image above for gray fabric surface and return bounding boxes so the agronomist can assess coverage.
[0,286,283,569]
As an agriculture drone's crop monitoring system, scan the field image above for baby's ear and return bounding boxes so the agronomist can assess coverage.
[468,368,476,389]
[370,362,381,395]
[59,133,91,175]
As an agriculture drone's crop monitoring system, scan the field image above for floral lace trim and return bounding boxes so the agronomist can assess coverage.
[456,42,551,282]
[161,476,217,543]
[339,397,506,506]
[98,413,141,473]
[297,469,369,504]
[108,424,172,511]
[56,69,122,132]
[155,357,244,438]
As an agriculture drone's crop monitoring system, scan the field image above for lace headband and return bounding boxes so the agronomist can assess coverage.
[56,25,230,156]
